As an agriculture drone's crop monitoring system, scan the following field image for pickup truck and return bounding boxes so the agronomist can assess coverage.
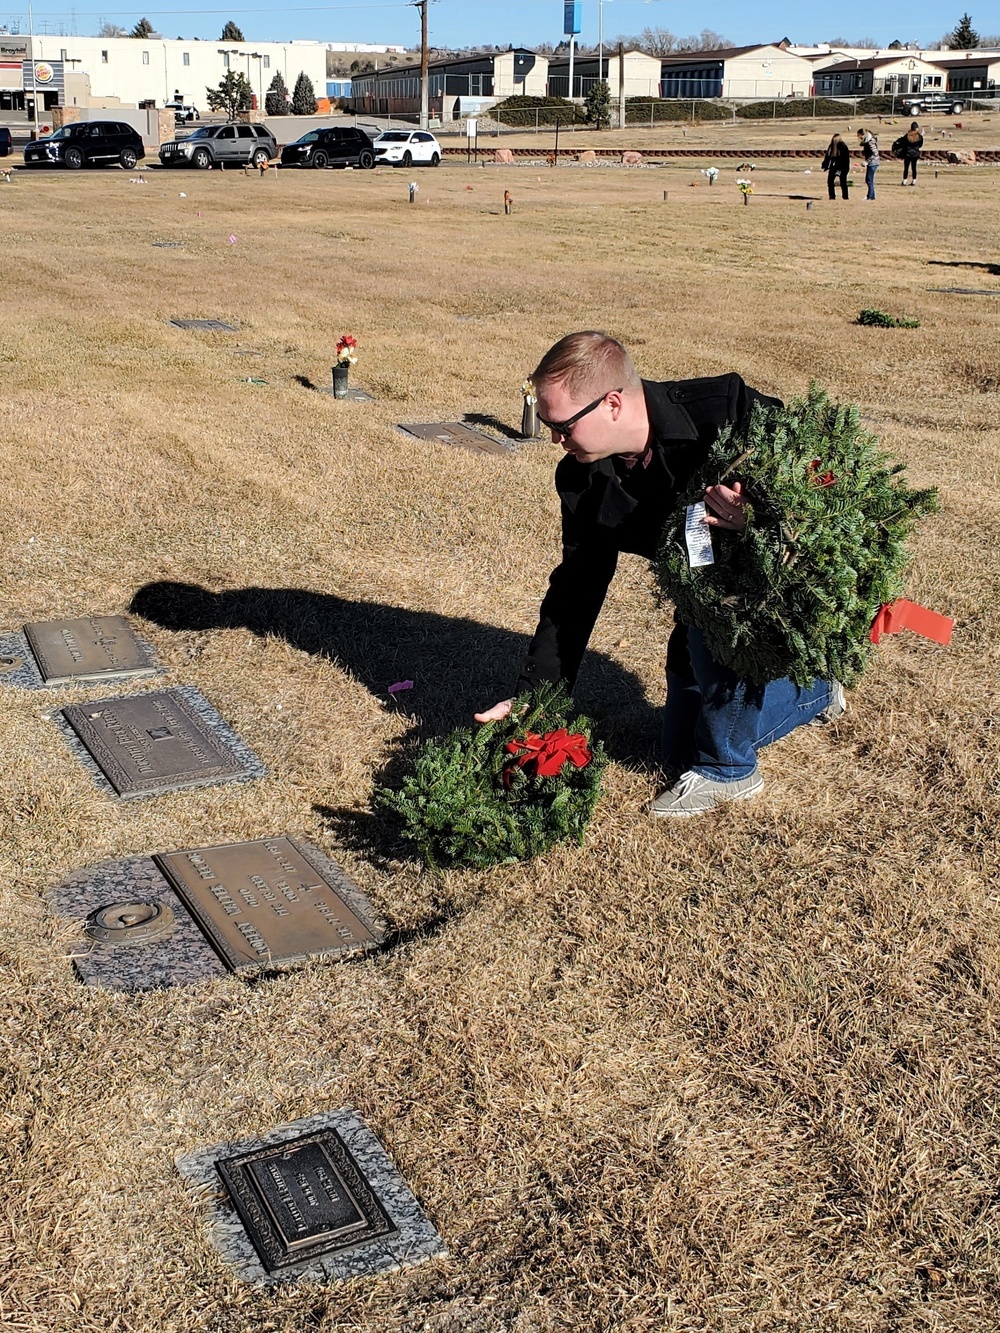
[900,93,967,116]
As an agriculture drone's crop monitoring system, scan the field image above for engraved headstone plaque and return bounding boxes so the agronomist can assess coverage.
[176,1110,447,1284]
[59,687,262,798]
[396,421,513,455]
[46,837,380,991]
[153,837,379,971]
[23,615,157,685]
[216,1128,398,1272]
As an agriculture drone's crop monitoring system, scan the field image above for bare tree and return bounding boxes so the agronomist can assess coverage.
[97,20,127,35]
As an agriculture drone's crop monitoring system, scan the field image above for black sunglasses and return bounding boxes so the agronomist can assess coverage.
[537,388,622,438]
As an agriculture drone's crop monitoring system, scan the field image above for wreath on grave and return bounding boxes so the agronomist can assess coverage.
[652,385,941,688]
[376,683,607,869]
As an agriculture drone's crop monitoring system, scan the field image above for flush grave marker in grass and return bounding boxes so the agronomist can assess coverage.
[46,836,384,990]
[176,1111,447,1283]
[55,685,265,799]
[396,421,513,455]
[0,614,160,690]
[167,318,239,332]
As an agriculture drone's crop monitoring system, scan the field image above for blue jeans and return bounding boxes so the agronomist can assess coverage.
[661,624,833,782]
[865,161,878,199]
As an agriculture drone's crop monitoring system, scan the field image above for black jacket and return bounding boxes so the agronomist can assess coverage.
[516,374,781,691]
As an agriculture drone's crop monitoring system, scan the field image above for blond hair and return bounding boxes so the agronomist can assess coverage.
[532,332,641,399]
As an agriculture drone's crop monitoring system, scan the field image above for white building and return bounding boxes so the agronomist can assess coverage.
[11,34,326,113]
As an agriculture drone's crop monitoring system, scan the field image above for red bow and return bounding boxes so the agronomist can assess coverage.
[870,598,954,645]
[504,728,592,782]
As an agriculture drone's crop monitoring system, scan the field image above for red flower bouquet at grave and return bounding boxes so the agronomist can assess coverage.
[376,683,607,869]
[335,334,358,365]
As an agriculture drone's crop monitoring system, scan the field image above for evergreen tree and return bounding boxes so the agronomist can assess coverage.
[585,80,612,129]
[265,70,290,116]
[291,70,317,115]
[947,12,980,46]
[130,17,155,37]
[205,69,253,119]
[220,20,245,41]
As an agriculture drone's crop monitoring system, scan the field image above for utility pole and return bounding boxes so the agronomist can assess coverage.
[413,0,428,130]
[618,42,625,129]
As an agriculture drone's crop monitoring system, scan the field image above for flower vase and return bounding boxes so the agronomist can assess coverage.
[332,362,349,398]
[742,194,749,206]
[521,398,541,439]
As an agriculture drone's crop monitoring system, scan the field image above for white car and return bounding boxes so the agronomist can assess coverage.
[165,101,200,123]
[373,129,441,167]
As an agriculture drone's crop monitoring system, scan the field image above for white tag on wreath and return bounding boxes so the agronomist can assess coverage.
[684,502,715,567]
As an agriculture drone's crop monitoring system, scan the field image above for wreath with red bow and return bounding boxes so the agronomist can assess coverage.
[376,683,607,869]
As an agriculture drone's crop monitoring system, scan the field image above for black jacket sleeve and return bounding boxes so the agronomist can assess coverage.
[515,503,618,692]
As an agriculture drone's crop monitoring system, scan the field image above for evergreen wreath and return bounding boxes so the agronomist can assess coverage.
[653,385,939,687]
[376,683,607,869]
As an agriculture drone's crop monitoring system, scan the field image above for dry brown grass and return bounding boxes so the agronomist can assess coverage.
[1,142,998,1332]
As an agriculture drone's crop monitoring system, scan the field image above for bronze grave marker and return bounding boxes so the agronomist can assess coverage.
[60,688,261,798]
[153,837,379,971]
[396,422,513,455]
[216,1127,398,1272]
[24,614,157,685]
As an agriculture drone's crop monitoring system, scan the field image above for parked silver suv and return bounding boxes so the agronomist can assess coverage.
[159,122,277,169]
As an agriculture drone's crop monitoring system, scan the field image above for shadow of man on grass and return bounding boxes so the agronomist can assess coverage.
[129,580,661,763]
[130,580,660,866]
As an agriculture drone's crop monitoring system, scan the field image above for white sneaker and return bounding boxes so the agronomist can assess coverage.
[649,768,763,818]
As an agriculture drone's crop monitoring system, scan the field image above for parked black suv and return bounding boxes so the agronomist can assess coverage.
[23,120,145,169]
[0,127,12,157]
[159,122,277,169]
[280,125,375,169]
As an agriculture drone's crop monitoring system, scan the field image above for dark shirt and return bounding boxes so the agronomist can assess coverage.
[516,373,781,691]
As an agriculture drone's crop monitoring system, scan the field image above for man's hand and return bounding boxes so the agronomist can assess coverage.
[474,699,513,724]
[703,480,748,531]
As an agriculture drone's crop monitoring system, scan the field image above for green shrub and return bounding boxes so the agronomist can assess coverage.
[736,97,847,119]
[492,95,585,126]
[624,98,732,122]
[857,308,921,328]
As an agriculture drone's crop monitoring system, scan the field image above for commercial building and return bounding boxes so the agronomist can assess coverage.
[0,34,326,119]
[658,43,816,100]
[546,50,661,99]
[351,48,546,120]
[813,53,949,97]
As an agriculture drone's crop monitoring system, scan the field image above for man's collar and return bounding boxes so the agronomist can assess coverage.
[641,379,701,445]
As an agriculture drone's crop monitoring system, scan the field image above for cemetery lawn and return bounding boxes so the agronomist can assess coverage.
[1,152,998,1331]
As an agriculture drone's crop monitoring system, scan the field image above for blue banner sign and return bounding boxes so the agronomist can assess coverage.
[563,1,581,36]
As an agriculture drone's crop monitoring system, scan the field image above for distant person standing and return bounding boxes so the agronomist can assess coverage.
[899,121,923,185]
[822,132,851,200]
[858,127,880,200]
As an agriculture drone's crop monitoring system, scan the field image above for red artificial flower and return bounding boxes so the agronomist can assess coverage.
[503,728,592,787]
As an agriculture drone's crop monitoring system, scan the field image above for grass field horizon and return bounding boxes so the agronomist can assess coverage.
[1,144,998,1330]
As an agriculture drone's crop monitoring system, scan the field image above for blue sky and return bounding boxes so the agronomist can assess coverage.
[9,0,975,48]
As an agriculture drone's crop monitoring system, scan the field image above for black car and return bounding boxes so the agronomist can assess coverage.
[23,120,145,169]
[280,126,375,170]
[0,127,11,157]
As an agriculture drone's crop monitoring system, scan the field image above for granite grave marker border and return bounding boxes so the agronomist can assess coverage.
[176,1110,447,1284]
[0,614,160,691]
[52,685,265,799]
[47,836,384,990]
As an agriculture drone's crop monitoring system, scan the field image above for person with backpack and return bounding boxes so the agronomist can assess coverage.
[857,127,880,200]
[894,121,923,185]
[822,132,851,200]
